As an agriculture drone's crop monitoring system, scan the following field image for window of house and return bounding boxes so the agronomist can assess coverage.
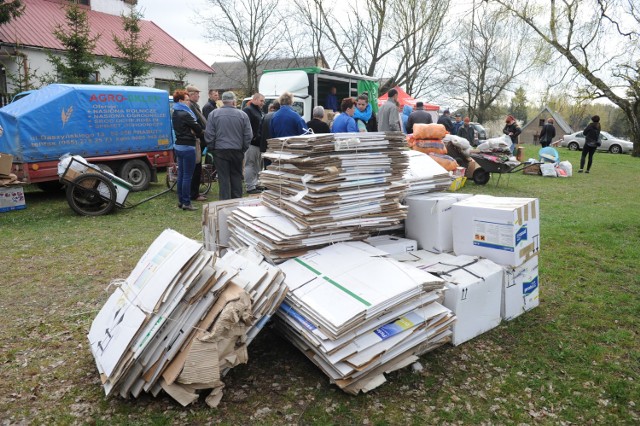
[155,79,185,95]
[539,119,545,126]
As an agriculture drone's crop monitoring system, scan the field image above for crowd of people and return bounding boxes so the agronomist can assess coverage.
[171,84,601,208]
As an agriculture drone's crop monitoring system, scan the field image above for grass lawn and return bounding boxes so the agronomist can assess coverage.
[0,146,638,424]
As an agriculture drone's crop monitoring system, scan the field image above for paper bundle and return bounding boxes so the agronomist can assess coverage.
[401,150,453,198]
[87,229,287,407]
[261,132,409,232]
[274,241,455,394]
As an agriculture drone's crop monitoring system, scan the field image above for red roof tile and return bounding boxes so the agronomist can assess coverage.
[0,0,213,73]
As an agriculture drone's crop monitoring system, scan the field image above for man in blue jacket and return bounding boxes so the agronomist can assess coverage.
[271,91,308,137]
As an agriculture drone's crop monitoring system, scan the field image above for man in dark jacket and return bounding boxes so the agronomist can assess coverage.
[539,117,556,147]
[406,101,433,134]
[457,117,475,146]
[205,91,252,200]
[202,89,219,119]
[243,93,265,194]
[437,109,454,133]
[186,85,208,202]
[260,101,280,170]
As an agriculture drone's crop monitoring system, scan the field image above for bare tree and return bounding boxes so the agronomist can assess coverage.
[392,0,450,97]
[490,0,640,156]
[448,3,545,123]
[293,0,450,97]
[202,0,283,94]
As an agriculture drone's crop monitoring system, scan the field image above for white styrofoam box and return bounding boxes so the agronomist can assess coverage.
[452,195,540,267]
[365,235,417,255]
[0,186,26,212]
[96,170,132,206]
[404,193,473,253]
[391,250,502,346]
[502,255,539,320]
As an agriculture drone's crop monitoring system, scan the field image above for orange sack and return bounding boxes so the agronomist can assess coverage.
[412,139,447,155]
[428,153,459,171]
[413,123,447,140]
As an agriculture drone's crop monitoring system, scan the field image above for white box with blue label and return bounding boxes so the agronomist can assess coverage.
[0,185,26,212]
[502,254,539,320]
[452,195,540,267]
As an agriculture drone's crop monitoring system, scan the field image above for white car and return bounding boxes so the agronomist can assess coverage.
[559,131,633,154]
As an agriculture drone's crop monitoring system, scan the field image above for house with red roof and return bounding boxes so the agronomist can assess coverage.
[0,0,213,105]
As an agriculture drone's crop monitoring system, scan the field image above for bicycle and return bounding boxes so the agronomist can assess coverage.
[165,152,217,196]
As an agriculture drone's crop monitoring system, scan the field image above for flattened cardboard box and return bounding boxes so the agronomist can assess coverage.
[452,195,540,267]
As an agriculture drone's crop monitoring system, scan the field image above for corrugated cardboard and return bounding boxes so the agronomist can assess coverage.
[502,254,539,320]
[404,193,473,253]
[0,152,13,176]
[452,195,540,267]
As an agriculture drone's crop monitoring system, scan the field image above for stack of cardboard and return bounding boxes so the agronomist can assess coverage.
[451,195,540,320]
[274,242,455,394]
[401,150,453,198]
[261,132,409,232]
[88,229,288,407]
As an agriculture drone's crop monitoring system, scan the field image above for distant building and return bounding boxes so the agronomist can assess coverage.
[0,0,213,105]
[521,106,573,145]
[209,56,328,96]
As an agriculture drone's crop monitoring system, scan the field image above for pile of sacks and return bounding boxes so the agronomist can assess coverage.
[407,123,460,172]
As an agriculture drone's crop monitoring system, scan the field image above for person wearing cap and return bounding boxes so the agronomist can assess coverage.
[185,85,208,202]
[437,109,454,133]
[457,117,475,146]
[202,89,219,119]
[243,93,265,194]
[270,91,308,137]
[205,91,252,200]
[406,101,433,134]
[331,98,359,133]
[172,89,203,211]
[378,88,401,132]
[503,114,521,154]
[579,115,602,173]
[452,113,463,134]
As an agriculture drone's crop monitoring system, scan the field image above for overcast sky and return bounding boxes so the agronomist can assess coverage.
[136,0,225,66]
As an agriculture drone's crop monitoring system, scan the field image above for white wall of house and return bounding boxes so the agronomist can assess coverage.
[91,0,135,15]
[1,48,211,107]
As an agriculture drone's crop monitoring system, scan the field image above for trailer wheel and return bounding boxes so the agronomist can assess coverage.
[120,159,150,191]
[94,163,115,175]
[66,174,116,216]
[37,181,65,192]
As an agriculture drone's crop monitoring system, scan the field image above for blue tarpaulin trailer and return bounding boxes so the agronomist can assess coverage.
[0,84,174,191]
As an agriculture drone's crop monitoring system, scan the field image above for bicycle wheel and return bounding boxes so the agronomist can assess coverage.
[199,165,213,196]
[66,173,117,216]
